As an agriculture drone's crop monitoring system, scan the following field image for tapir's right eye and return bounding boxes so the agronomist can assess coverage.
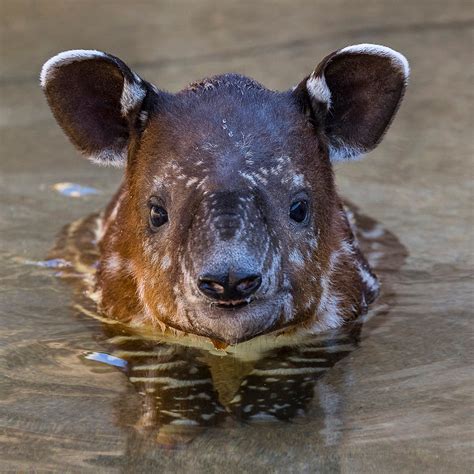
[289,199,309,224]
[148,198,168,230]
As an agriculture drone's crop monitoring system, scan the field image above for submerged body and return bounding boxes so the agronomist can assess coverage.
[41,44,408,345]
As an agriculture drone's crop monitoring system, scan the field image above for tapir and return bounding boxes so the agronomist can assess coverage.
[41,44,409,345]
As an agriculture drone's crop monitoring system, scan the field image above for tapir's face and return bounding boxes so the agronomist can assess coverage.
[127,85,334,343]
[41,45,408,344]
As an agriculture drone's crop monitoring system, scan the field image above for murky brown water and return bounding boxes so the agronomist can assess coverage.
[1,1,473,472]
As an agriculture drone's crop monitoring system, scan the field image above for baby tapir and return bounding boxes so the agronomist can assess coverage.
[41,44,409,345]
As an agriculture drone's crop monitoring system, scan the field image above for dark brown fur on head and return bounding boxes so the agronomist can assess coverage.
[41,45,408,345]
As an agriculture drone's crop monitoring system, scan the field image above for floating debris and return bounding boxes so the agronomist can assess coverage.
[21,258,72,269]
[52,182,100,197]
[84,351,128,369]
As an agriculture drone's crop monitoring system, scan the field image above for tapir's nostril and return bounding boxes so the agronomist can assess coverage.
[236,275,262,295]
[198,272,262,302]
[198,277,226,299]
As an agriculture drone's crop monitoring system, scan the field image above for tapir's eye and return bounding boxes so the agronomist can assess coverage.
[149,201,168,230]
[289,200,309,223]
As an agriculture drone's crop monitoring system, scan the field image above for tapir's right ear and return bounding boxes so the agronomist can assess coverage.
[40,50,153,167]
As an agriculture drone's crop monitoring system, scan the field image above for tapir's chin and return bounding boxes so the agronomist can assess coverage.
[185,296,289,345]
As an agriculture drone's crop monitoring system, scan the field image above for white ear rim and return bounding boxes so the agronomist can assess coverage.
[338,43,410,83]
[40,49,146,117]
[40,49,107,88]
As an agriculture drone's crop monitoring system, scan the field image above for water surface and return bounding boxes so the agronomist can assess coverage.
[1,1,472,472]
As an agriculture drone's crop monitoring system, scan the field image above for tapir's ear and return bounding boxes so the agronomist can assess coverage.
[40,50,153,167]
[294,44,409,162]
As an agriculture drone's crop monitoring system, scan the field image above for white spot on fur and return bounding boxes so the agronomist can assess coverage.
[289,249,304,268]
[156,303,168,316]
[105,253,122,273]
[201,142,219,152]
[357,263,380,294]
[86,288,102,305]
[239,171,258,187]
[136,280,146,304]
[308,237,318,250]
[304,296,316,310]
[161,254,171,270]
[313,250,344,332]
[196,176,209,189]
[97,192,124,241]
[186,177,199,188]
[88,148,127,168]
[153,176,165,188]
[328,140,365,163]
[340,239,355,256]
[292,173,305,187]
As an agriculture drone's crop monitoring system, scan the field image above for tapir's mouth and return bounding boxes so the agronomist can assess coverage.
[215,299,250,310]
[182,292,292,345]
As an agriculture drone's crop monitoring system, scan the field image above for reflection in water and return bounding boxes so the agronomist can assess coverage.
[82,322,363,447]
[45,201,407,448]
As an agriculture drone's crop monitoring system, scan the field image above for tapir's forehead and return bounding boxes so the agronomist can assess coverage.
[138,75,321,190]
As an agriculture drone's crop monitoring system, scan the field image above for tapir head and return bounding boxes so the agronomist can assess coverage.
[41,45,408,344]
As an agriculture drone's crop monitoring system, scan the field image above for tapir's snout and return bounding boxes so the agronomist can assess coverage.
[178,189,285,343]
[188,189,270,299]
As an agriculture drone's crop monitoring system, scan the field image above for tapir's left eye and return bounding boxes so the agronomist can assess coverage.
[289,200,309,223]
[149,201,168,230]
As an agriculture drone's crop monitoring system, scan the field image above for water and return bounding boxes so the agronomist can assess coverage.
[1,201,469,472]
[1,1,473,472]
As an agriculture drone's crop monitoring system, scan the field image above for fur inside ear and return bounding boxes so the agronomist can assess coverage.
[300,44,409,162]
[41,50,150,167]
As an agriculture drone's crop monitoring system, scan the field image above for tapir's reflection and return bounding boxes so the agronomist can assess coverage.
[84,320,362,446]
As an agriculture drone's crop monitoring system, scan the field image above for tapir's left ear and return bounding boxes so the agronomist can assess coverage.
[41,50,154,167]
[294,44,409,162]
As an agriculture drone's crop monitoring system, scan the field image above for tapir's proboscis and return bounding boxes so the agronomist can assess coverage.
[41,44,409,347]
